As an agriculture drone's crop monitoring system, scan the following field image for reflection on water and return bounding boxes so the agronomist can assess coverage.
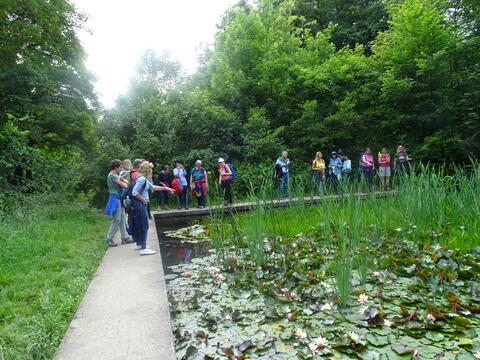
[157,225,211,280]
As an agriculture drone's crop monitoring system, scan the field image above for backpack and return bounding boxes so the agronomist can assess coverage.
[225,163,236,182]
[120,177,147,208]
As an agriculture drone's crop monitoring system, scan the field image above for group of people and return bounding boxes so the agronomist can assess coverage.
[104,158,235,253]
[275,146,411,197]
[104,146,411,253]
[310,145,411,193]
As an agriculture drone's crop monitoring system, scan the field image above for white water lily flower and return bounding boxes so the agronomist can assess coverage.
[321,302,333,311]
[384,319,392,327]
[372,271,382,277]
[395,227,403,232]
[292,242,297,248]
[315,336,329,347]
[347,332,359,342]
[308,343,318,353]
[290,292,297,298]
[358,293,369,303]
[474,351,480,359]
[295,328,308,338]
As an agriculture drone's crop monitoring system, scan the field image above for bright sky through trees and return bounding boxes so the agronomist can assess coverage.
[74,0,237,108]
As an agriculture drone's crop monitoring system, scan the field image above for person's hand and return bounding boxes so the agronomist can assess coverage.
[167,187,175,194]
[219,180,222,185]
[142,199,148,205]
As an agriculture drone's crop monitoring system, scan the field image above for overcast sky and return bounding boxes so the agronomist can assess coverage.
[74,0,238,108]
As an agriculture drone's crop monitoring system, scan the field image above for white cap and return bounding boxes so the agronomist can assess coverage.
[218,157,225,163]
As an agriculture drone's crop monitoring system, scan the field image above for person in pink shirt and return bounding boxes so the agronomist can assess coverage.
[378,148,391,191]
[360,147,375,192]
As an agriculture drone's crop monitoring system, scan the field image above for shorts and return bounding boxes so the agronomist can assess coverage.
[379,166,391,177]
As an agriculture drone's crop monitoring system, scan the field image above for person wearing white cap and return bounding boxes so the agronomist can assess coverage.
[275,151,290,199]
[218,158,233,205]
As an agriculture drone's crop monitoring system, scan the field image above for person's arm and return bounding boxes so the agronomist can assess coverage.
[189,174,193,186]
[114,175,128,188]
[223,165,232,176]
[204,171,208,187]
[312,161,319,171]
[153,185,175,193]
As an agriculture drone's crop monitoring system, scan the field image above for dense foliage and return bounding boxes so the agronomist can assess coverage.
[1,0,479,200]
[100,0,479,182]
[0,0,97,200]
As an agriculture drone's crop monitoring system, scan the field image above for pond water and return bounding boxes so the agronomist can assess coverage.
[156,224,212,282]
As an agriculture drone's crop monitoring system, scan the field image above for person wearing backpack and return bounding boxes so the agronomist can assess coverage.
[130,158,144,183]
[173,160,189,210]
[119,159,132,183]
[105,159,134,247]
[218,158,234,205]
[276,151,290,199]
[190,160,208,209]
[131,161,174,255]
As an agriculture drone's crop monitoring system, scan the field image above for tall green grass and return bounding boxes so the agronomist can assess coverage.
[0,196,108,360]
[209,162,480,305]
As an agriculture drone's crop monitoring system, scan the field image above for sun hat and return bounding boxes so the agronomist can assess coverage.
[218,158,225,163]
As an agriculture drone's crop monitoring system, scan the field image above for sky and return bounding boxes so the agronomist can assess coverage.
[74,0,238,108]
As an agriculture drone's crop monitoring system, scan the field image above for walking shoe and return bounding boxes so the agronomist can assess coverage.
[121,237,134,244]
[178,207,182,210]
[185,207,189,210]
[106,240,118,247]
[140,248,156,256]
[135,245,150,250]
[164,205,170,210]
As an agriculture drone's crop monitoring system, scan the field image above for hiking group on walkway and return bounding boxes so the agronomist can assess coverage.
[104,145,412,254]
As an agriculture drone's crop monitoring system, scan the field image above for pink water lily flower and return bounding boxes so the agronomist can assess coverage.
[426,313,436,323]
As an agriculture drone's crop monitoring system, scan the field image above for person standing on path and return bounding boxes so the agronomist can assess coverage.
[360,147,375,192]
[130,159,144,183]
[190,160,208,209]
[276,151,290,199]
[120,159,132,183]
[131,161,174,255]
[378,148,391,191]
[311,152,326,194]
[155,165,171,210]
[218,158,233,205]
[394,145,412,185]
[104,159,134,247]
[173,161,189,210]
[328,151,343,192]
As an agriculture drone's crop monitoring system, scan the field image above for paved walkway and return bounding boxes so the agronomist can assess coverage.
[54,221,176,360]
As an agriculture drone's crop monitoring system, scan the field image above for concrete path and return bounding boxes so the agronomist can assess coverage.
[54,221,176,360]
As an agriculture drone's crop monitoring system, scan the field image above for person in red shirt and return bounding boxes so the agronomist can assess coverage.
[129,158,144,182]
[218,158,233,205]
[378,148,391,191]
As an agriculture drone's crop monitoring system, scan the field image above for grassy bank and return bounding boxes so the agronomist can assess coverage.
[0,198,109,360]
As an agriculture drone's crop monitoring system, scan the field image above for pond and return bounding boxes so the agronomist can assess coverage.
[159,219,480,360]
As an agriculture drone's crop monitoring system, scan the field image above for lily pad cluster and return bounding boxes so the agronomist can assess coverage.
[167,224,480,359]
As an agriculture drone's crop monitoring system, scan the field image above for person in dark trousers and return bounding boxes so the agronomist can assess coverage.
[155,165,171,210]
[173,160,189,210]
[190,160,208,208]
[131,161,174,255]
[275,151,290,199]
[104,159,134,247]
[218,158,233,205]
[360,147,375,192]
[394,145,412,186]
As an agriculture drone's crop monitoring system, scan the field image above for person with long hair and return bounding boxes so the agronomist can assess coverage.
[104,159,133,247]
[360,147,375,192]
[394,145,412,185]
[120,159,132,183]
[311,152,326,194]
[378,148,391,191]
[190,160,208,208]
[131,161,174,255]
